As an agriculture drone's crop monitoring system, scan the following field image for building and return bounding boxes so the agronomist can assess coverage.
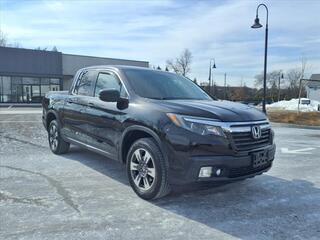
[0,46,148,103]
[306,74,320,102]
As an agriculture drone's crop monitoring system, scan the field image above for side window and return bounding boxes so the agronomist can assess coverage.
[94,72,127,98]
[73,70,96,96]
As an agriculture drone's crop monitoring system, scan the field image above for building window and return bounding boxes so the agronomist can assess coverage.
[40,85,50,96]
[0,76,11,102]
[22,77,40,85]
[51,78,60,84]
[11,77,22,102]
[0,75,61,103]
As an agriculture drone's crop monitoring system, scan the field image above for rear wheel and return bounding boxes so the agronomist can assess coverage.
[126,138,170,200]
[48,120,70,154]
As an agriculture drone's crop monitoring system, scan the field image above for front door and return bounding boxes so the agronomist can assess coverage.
[83,71,129,160]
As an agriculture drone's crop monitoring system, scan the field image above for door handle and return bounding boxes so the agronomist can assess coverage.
[88,102,95,107]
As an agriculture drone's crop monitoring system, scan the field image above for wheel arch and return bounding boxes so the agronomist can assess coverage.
[119,125,166,164]
[46,110,60,130]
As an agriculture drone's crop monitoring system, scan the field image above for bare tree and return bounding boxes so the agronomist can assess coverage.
[0,30,7,47]
[35,46,48,51]
[285,58,308,99]
[193,77,198,84]
[286,68,301,89]
[0,30,22,48]
[254,70,283,88]
[255,58,308,100]
[166,49,192,76]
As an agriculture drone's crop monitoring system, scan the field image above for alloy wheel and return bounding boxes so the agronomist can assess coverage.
[130,148,156,191]
[49,124,59,151]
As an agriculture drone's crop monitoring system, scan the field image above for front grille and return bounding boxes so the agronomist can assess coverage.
[229,163,271,178]
[231,127,271,151]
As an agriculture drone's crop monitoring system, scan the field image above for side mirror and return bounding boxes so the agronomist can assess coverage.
[99,89,120,102]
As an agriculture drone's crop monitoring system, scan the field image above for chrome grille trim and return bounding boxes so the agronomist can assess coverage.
[226,121,272,151]
[173,117,271,134]
[219,120,270,133]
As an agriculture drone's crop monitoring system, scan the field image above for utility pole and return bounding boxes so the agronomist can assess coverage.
[224,73,227,100]
[278,71,284,102]
[208,61,212,95]
[208,58,216,96]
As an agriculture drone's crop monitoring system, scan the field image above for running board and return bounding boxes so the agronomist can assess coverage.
[65,137,117,161]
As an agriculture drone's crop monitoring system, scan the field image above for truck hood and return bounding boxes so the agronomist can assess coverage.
[157,99,267,122]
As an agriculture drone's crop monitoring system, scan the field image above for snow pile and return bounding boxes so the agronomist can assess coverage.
[267,98,320,112]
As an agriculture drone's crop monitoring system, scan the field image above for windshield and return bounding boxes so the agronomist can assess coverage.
[123,69,212,100]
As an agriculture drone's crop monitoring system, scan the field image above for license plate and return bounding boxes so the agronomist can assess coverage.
[252,150,269,168]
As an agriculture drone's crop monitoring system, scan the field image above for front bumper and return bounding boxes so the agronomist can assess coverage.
[167,144,276,185]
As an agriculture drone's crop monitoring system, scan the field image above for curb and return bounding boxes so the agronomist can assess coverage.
[0,104,41,108]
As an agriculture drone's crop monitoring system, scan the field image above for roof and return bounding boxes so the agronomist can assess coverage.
[307,74,320,88]
[79,65,180,78]
[86,65,148,69]
[62,53,148,64]
[82,65,171,73]
[310,74,320,80]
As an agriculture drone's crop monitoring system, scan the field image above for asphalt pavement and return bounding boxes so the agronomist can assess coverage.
[0,110,319,240]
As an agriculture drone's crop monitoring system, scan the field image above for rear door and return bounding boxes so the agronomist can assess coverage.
[61,69,97,143]
[82,71,129,160]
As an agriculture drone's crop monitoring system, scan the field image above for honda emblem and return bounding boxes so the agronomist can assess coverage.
[251,125,262,139]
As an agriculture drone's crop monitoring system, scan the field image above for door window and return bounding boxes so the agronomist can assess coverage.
[23,85,31,102]
[94,72,127,98]
[73,70,96,96]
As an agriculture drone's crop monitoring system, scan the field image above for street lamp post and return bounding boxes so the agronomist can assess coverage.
[251,3,269,113]
[208,58,216,96]
[278,71,284,102]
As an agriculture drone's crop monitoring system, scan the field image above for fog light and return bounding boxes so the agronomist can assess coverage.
[215,168,222,176]
[199,167,212,178]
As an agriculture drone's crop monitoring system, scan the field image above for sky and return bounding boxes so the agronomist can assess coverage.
[0,0,320,87]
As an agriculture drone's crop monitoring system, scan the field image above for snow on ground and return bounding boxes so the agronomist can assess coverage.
[267,98,320,112]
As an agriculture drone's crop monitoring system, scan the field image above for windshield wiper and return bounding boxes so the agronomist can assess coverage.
[146,97,176,100]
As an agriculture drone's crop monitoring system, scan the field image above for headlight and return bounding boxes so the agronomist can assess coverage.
[167,113,226,137]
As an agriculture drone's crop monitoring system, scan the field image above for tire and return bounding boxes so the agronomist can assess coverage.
[48,120,70,154]
[126,138,170,200]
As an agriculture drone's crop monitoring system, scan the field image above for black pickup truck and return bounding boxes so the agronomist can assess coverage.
[42,65,276,199]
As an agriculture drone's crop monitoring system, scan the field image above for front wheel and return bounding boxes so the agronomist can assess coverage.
[48,120,70,154]
[126,138,170,200]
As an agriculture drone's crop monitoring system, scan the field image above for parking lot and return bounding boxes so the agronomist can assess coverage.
[1,109,320,240]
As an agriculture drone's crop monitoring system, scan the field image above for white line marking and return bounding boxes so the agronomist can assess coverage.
[280,147,315,154]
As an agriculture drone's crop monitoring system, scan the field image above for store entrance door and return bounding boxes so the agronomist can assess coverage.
[22,85,41,103]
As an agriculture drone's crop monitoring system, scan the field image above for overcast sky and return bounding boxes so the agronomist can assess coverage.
[0,0,319,86]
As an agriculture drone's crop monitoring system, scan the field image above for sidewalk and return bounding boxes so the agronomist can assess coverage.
[0,106,42,114]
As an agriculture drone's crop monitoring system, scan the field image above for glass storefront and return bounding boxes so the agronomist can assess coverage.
[0,76,61,103]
